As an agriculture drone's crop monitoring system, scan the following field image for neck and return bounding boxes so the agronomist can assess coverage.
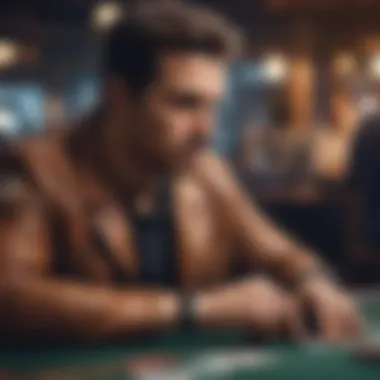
[98,117,160,198]
[72,109,160,199]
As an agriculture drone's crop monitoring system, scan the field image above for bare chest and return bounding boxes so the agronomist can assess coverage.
[59,179,235,289]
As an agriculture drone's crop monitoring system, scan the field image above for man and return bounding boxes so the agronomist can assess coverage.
[312,89,358,184]
[346,113,380,282]
[0,2,359,343]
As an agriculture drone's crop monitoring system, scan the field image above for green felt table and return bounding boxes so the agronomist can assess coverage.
[1,292,380,379]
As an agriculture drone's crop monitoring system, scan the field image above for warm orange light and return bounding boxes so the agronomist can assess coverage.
[369,53,380,79]
[332,53,357,76]
[0,40,19,68]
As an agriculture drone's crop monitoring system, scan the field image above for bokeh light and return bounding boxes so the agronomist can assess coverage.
[369,53,380,79]
[0,40,19,69]
[262,54,288,83]
[332,53,357,76]
[92,1,123,31]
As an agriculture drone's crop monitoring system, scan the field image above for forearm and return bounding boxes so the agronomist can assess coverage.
[264,246,324,289]
[0,277,179,342]
[0,277,252,341]
[233,190,324,287]
[235,209,324,288]
[192,153,323,288]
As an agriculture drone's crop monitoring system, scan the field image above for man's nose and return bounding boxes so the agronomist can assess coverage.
[193,112,214,137]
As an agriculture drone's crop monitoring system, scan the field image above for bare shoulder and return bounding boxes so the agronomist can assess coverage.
[188,150,239,196]
[0,141,29,204]
[12,130,67,160]
[0,133,64,212]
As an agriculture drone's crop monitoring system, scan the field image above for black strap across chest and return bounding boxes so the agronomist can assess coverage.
[91,179,178,286]
[127,179,178,287]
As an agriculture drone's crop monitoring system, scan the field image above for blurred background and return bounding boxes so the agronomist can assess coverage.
[1,0,380,284]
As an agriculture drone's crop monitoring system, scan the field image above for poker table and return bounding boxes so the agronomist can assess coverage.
[1,292,380,379]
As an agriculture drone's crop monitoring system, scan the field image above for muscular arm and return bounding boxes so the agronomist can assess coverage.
[0,185,179,342]
[194,153,322,287]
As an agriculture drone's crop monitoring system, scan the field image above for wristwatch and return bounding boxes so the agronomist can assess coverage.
[179,293,197,330]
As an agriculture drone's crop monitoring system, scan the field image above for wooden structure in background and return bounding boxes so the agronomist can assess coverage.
[266,0,380,11]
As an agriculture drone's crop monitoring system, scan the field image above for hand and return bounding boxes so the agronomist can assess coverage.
[298,278,362,342]
[195,277,305,341]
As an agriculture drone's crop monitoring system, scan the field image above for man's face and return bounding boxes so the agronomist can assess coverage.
[121,52,228,172]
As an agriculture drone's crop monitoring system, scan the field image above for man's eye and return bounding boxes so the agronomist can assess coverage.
[170,96,202,109]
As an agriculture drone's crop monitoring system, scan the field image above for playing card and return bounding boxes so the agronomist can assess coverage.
[125,353,188,380]
[192,349,279,378]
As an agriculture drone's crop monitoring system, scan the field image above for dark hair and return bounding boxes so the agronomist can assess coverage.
[103,1,241,93]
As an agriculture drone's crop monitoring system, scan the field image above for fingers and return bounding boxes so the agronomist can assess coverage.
[342,299,363,339]
[317,310,342,342]
[255,291,307,342]
[281,297,307,342]
[246,278,361,344]
[315,296,362,343]
[246,280,304,342]
[247,278,362,344]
